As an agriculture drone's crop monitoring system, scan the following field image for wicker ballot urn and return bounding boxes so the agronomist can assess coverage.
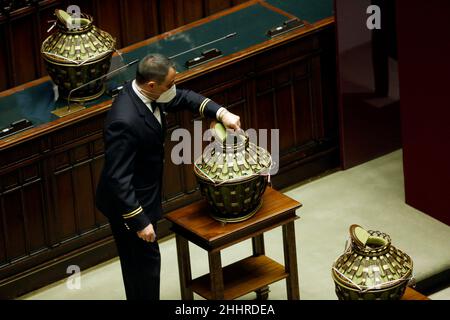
[332,224,414,300]
[41,9,115,101]
[194,123,272,223]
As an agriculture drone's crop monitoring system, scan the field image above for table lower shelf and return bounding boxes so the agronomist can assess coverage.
[190,255,288,300]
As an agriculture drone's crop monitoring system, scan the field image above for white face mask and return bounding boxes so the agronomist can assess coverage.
[156,84,176,103]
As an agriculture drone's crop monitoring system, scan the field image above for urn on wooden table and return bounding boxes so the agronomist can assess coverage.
[194,123,272,223]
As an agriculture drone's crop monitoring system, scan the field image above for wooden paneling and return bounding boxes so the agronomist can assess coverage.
[51,132,106,240]
[0,0,249,91]
[72,163,96,233]
[252,55,320,160]
[206,0,234,15]
[0,24,9,91]
[0,208,5,264]
[0,101,113,296]
[294,76,314,145]
[92,0,123,48]
[2,189,27,261]
[72,0,96,15]
[120,0,159,45]
[91,153,107,226]
[159,0,183,32]
[181,0,205,25]
[9,15,38,85]
[53,169,77,241]
[163,128,185,201]
[22,180,47,253]
[207,0,248,15]
[0,163,47,263]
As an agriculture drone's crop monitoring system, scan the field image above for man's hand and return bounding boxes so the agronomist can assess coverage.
[219,109,241,130]
[137,223,156,242]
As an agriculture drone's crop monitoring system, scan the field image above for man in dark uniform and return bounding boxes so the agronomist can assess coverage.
[95,54,240,300]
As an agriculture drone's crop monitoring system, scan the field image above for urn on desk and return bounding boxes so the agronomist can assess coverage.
[194,123,272,223]
[332,224,414,300]
[41,9,116,103]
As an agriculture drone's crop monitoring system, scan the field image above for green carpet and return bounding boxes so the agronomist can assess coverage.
[21,150,450,300]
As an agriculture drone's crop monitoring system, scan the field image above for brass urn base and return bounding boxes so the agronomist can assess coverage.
[60,84,106,103]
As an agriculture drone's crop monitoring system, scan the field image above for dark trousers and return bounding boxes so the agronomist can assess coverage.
[110,221,161,300]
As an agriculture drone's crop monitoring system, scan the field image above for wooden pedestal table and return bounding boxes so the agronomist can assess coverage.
[166,187,302,300]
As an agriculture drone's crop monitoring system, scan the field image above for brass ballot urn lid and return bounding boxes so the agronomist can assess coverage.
[194,123,272,223]
[41,9,116,102]
[331,224,414,300]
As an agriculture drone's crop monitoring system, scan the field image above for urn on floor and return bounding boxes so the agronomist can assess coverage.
[332,224,414,300]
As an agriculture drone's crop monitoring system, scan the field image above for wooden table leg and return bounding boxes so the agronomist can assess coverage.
[256,286,270,300]
[252,234,269,300]
[208,250,224,299]
[175,234,194,300]
[282,221,300,300]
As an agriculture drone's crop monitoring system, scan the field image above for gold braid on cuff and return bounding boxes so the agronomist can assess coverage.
[122,206,143,219]
[199,98,211,118]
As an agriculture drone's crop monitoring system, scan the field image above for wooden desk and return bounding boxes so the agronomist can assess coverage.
[166,187,302,300]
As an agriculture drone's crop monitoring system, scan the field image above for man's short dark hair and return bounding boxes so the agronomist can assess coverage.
[136,54,174,85]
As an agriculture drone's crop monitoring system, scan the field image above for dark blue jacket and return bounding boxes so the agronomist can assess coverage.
[95,81,221,232]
